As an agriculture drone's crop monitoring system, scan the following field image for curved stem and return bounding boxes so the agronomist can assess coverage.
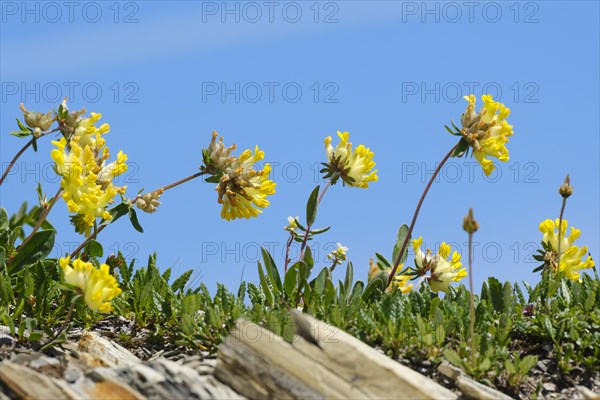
[0,128,60,187]
[161,171,207,192]
[387,144,458,287]
[317,180,331,204]
[17,187,63,250]
[70,225,107,259]
[72,171,209,259]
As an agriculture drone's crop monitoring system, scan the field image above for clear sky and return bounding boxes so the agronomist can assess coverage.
[1,1,598,293]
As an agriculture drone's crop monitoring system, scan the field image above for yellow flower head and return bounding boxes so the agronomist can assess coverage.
[51,120,128,236]
[323,131,378,188]
[412,236,466,292]
[459,94,514,176]
[59,257,122,312]
[216,145,276,221]
[538,219,594,281]
[539,219,580,254]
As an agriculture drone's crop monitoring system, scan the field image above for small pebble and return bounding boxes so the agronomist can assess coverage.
[543,382,558,392]
[63,367,81,383]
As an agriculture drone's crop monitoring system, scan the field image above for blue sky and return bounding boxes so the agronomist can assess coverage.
[1,1,598,293]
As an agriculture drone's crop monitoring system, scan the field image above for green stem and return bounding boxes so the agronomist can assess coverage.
[387,144,458,287]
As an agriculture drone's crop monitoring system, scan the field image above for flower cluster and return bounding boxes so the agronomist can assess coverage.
[537,219,594,281]
[203,132,276,221]
[327,243,348,266]
[322,131,378,188]
[51,113,128,236]
[59,257,122,312]
[452,94,514,176]
[411,237,466,292]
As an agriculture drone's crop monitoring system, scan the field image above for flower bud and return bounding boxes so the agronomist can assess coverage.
[558,174,573,199]
[20,103,55,131]
[463,208,479,234]
[135,190,163,213]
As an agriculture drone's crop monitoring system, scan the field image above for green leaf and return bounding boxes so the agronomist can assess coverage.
[9,230,55,274]
[172,270,193,292]
[309,226,331,235]
[9,130,31,138]
[32,138,38,152]
[102,203,130,226]
[560,280,571,306]
[306,185,320,226]
[303,245,314,269]
[261,247,282,294]
[362,271,387,302]
[0,208,8,230]
[16,118,30,132]
[543,315,555,339]
[84,239,103,258]
[313,267,329,295]
[128,209,144,233]
[452,138,469,158]
[257,261,273,306]
[444,349,463,367]
[204,175,221,184]
[349,280,364,305]
[488,277,503,311]
[519,355,538,374]
[284,264,299,299]
[392,224,410,265]
[344,262,354,300]
[375,253,391,268]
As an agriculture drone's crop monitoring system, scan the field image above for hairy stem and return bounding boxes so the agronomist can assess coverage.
[0,128,60,186]
[387,144,458,287]
[557,197,567,271]
[468,231,476,364]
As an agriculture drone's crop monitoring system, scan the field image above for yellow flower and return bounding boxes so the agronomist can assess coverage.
[323,131,378,188]
[560,245,594,281]
[412,236,466,292]
[72,112,110,148]
[368,259,413,294]
[59,257,122,312]
[459,94,514,176]
[51,126,128,236]
[216,146,276,221]
[538,219,594,281]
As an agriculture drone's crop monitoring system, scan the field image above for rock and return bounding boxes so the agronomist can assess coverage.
[0,361,69,399]
[216,318,457,400]
[78,331,141,368]
[64,367,82,382]
[543,382,558,392]
[577,385,600,400]
[438,362,513,400]
[0,326,15,346]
